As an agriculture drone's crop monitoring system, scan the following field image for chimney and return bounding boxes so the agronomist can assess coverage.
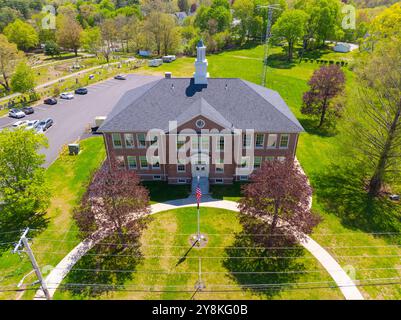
[165,72,172,79]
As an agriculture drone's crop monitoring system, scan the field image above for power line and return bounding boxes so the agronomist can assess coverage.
[27,228,401,237]
[28,238,401,250]
[21,250,401,260]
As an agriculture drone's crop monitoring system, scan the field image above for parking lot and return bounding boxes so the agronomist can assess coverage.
[0,74,159,166]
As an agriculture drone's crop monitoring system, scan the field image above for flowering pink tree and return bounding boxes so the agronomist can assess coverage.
[74,163,150,244]
[239,158,320,247]
[301,65,345,128]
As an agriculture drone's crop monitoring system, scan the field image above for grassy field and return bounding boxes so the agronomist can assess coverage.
[1,44,400,300]
[54,207,343,300]
[140,45,401,299]
[0,137,106,300]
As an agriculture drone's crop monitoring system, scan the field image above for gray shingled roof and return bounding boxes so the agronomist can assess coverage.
[99,78,304,133]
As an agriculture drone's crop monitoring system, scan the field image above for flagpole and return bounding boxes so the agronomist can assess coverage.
[197,175,200,242]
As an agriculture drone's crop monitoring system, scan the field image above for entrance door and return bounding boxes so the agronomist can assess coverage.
[191,153,209,178]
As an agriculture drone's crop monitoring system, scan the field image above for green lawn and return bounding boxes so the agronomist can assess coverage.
[143,181,190,204]
[54,207,343,300]
[140,45,401,299]
[0,137,106,300]
[2,44,400,300]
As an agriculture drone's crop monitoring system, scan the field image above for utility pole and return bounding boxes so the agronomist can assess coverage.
[13,228,51,300]
[257,4,281,87]
[194,257,205,296]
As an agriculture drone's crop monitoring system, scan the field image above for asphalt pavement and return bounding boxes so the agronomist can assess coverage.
[0,74,159,166]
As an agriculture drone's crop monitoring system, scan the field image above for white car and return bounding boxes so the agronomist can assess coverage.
[60,92,74,100]
[25,120,40,131]
[9,108,26,119]
[12,120,29,128]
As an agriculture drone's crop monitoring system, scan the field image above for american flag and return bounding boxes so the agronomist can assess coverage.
[196,186,202,208]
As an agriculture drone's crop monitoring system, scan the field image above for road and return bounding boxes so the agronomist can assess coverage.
[0,74,159,166]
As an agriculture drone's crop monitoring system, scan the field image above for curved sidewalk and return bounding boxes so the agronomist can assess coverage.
[35,196,364,300]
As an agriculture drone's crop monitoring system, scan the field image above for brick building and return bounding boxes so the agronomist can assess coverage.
[99,40,304,188]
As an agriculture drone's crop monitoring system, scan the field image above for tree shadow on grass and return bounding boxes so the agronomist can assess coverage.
[299,118,338,138]
[266,53,297,69]
[61,217,152,298]
[222,215,307,299]
[0,209,48,254]
[312,164,401,243]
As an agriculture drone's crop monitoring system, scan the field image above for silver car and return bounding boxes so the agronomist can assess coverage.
[9,108,26,119]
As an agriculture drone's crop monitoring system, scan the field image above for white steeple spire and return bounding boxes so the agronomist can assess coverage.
[194,39,209,85]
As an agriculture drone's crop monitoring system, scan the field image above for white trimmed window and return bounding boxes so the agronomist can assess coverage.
[127,156,137,170]
[115,155,125,169]
[217,136,224,151]
[177,178,186,184]
[267,134,277,149]
[254,156,262,169]
[124,134,134,148]
[137,133,146,148]
[139,156,148,169]
[112,133,122,149]
[255,134,264,149]
[177,136,186,151]
[240,156,250,168]
[177,164,186,172]
[239,175,248,181]
[242,134,252,149]
[150,135,158,146]
[266,156,275,161]
[201,136,209,151]
[215,159,224,173]
[151,156,160,169]
[279,134,289,149]
[277,156,286,162]
[153,175,161,180]
[215,178,223,184]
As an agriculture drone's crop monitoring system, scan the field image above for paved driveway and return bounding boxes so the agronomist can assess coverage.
[0,74,159,166]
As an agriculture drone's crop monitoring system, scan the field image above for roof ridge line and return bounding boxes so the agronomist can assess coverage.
[241,80,304,131]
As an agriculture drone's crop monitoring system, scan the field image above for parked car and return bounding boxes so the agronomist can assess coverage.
[12,120,28,128]
[36,118,53,133]
[389,194,400,201]
[22,106,34,115]
[25,120,39,131]
[114,74,126,80]
[162,55,176,63]
[9,108,26,119]
[44,98,57,105]
[75,87,88,95]
[60,92,74,100]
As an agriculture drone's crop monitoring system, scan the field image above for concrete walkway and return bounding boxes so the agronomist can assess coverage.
[35,195,364,300]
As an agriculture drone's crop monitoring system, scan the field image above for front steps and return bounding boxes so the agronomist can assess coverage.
[191,177,209,195]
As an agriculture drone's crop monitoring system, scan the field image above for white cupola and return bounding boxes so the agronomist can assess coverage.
[194,39,209,85]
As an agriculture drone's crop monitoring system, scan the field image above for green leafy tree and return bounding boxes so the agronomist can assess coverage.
[178,0,189,12]
[10,61,36,93]
[0,128,50,249]
[44,40,61,57]
[295,0,341,49]
[0,34,23,91]
[348,38,401,196]
[3,19,39,51]
[56,14,83,56]
[272,9,308,60]
[233,0,254,42]
[81,27,102,55]
[0,7,22,32]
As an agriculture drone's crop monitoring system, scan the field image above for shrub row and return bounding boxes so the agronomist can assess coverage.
[302,58,348,66]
